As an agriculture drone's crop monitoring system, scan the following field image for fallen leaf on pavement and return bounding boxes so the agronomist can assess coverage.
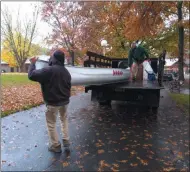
[98,150,105,154]
[84,151,89,156]
[112,163,119,168]
[130,163,138,167]
[140,159,148,165]
[111,167,119,171]
[120,137,126,140]
[163,167,176,171]
[117,160,128,163]
[63,162,69,167]
[96,143,103,147]
[130,150,137,155]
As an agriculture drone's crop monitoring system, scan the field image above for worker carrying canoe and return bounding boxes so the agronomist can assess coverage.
[128,41,149,81]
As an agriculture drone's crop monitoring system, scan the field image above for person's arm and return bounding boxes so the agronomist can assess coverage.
[28,57,51,83]
[128,49,133,68]
[143,47,149,59]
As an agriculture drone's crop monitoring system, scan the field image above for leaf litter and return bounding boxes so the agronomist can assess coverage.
[2,84,84,116]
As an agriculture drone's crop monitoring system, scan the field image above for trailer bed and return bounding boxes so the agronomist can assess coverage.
[86,80,164,92]
[104,81,164,90]
[85,81,164,108]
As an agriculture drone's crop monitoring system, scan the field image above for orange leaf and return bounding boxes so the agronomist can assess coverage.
[63,162,69,167]
[140,159,148,166]
[111,167,119,172]
[112,163,119,168]
[130,163,138,167]
[117,160,128,163]
[98,150,105,154]
[163,167,176,172]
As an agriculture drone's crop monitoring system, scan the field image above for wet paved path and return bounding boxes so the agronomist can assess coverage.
[1,90,189,171]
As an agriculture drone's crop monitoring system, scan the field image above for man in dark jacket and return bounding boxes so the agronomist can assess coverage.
[128,42,149,81]
[28,50,71,153]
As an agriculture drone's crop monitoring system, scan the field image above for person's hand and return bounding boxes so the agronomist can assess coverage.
[30,57,38,64]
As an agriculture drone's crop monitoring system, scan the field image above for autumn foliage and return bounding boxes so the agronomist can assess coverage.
[41,1,189,59]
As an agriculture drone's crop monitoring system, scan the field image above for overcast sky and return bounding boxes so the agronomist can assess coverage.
[1,1,52,48]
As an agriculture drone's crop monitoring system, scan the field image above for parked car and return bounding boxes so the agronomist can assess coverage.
[163,73,174,81]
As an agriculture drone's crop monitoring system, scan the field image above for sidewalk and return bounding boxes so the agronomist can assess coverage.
[1,91,189,171]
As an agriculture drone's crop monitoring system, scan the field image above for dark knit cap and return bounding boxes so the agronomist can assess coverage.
[53,50,65,64]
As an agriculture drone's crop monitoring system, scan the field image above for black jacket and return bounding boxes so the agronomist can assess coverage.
[28,56,71,106]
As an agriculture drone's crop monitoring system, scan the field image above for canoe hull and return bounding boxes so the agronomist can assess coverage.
[67,66,130,86]
[35,60,130,86]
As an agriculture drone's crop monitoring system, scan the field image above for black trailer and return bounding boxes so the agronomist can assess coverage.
[83,51,166,113]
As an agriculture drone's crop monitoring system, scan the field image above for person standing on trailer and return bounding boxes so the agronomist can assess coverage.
[128,41,149,81]
[28,49,71,153]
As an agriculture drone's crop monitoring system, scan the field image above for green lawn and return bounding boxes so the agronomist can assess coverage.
[170,93,189,114]
[1,73,33,86]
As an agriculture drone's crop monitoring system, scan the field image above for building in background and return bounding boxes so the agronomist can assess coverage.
[1,60,10,73]
[164,58,190,75]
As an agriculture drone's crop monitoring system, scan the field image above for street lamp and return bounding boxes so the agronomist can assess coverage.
[101,39,108,56]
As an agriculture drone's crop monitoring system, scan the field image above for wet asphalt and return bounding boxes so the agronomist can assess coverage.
[1,90,189,171]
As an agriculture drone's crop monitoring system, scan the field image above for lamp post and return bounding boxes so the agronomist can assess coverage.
[101,39,108,56]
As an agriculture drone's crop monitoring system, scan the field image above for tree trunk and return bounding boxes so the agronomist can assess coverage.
[19,63,26,73]
[68,49,75,65]
[177,1,185,81]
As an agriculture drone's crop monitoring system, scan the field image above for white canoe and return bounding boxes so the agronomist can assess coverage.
[35,60,130,86]
[67,66,130,86]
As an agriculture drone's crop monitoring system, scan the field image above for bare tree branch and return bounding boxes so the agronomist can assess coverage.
[1,4,39,72]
